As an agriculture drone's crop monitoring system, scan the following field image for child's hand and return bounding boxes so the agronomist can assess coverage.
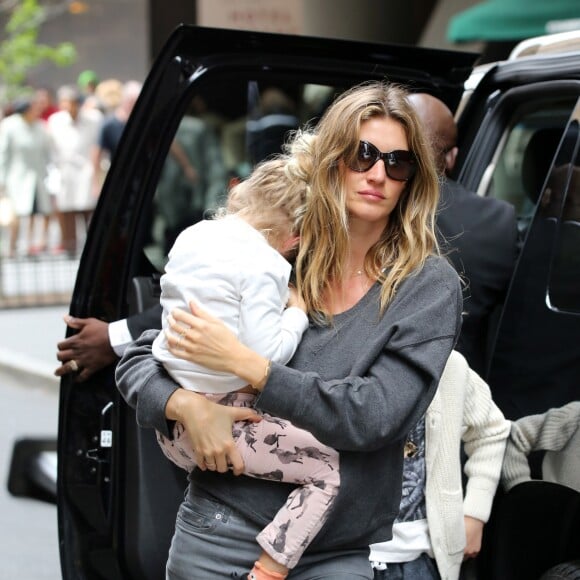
[288,286,306,312]
[463,516,484,560]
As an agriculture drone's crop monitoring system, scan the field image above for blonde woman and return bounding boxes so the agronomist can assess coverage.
[116,81,463,579]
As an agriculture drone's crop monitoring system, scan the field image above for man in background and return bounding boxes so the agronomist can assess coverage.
[408,93,518,376]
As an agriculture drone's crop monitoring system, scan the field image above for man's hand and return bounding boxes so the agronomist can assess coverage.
[55,315,118,382]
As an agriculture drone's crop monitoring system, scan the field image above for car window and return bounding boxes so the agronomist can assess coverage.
[546,112,580,313]
[142,79,337,272]
[479,97,575,239]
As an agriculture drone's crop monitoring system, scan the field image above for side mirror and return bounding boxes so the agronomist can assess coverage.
[7,438,57,505]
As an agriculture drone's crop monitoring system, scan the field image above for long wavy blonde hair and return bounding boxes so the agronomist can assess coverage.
[294,81,440,322]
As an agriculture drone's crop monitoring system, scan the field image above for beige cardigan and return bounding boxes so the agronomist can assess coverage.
[501,401,580,493]
[424,350,510,580]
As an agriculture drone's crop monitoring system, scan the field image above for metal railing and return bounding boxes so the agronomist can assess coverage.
[0,217,80,309]
[0,252,78,308]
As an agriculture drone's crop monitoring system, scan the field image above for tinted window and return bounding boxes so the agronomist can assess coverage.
[142,80,337,271]
[547,116,580,313]
[481,98,574,239]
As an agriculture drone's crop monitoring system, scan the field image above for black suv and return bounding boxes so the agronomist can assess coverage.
[12,25,580,579]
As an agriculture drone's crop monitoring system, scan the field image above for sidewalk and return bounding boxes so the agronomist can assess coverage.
[0,306,68,390]
[0,216,80,389]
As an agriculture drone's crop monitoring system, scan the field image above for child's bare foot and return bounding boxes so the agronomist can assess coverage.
[247,557,288,579]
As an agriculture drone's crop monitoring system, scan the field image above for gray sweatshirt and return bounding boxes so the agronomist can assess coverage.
[116,255,462,551]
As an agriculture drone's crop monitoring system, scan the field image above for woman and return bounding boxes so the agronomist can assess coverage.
[116,81,463,579]
[47,85,103,255]
[0,97,53,256]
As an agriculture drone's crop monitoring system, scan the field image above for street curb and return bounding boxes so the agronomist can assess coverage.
[0,347,59,391]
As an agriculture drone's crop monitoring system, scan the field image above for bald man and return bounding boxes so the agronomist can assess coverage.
[409,93,518,376]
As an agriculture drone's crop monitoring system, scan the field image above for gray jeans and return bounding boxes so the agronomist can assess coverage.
[166,490,372,579]
[372,554,441,580]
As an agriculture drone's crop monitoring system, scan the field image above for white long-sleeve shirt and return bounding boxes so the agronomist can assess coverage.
[152,215,308,393]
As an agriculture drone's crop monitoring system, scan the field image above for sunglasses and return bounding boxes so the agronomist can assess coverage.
[348,141,417,182]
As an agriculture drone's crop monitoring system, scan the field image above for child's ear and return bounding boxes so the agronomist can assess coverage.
[288,235,301,251]
[281,235,300,255]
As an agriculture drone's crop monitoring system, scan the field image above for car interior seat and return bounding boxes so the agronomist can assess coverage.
[521,128,563,207]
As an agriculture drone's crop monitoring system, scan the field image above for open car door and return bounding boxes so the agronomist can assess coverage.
[57,25,476,580]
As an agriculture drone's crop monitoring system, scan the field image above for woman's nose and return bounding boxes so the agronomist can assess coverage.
[366,159,387,182]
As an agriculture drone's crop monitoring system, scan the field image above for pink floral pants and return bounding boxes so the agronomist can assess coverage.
[156,391,340,569]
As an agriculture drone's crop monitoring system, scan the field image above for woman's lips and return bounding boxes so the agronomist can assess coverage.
[358,189,385,200]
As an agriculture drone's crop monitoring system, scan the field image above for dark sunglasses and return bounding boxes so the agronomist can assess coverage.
[348,140,417,182]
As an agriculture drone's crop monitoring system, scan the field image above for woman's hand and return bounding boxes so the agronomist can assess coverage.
[165,388,261,474]
[167,303,242,374]
[166,301,271,390]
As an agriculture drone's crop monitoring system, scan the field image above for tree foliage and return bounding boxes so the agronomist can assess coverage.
[0,0,77,103]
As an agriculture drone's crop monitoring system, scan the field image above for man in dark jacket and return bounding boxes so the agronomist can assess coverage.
[408,93,518,375]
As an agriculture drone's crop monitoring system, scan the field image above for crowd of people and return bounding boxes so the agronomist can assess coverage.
[0,71,142,258]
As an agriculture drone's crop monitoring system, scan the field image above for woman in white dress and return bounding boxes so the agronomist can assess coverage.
[47,85,103,255]
[0,96,53,257]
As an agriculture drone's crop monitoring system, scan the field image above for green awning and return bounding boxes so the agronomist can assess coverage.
[448,0,580,43]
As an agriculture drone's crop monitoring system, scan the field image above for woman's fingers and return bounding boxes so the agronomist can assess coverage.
[226,447,245,476]
[175,392,262,476]
[167,313,190,339]
[170,307,197,327]
[202,455,219,472]
[213,453,229,473]
[170,301,214,329]
[166,305,243,376]
[229,406,262,424]
[188,300,215,321]
[193,409,261,475]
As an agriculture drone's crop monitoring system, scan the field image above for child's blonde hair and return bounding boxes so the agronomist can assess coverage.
[223,134,315,246]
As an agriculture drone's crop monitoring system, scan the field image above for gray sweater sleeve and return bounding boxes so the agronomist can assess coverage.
[115,329,179,437]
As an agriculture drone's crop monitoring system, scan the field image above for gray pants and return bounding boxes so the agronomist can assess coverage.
[372,554,441,580]
[166,490,372,579]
